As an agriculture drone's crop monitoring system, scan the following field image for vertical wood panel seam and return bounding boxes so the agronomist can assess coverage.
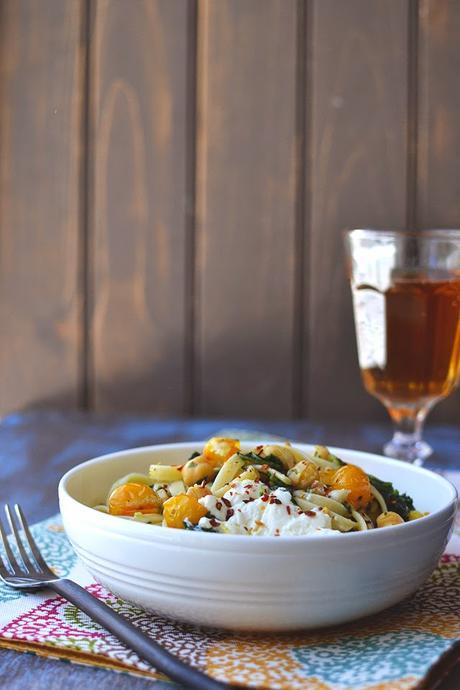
[0,1,5,257]
[194,0,209,415]
[185,0,198,415]
[295,0,311,418]
[292,0,308,418]
[406,0,419,229]
[79,0,92,409]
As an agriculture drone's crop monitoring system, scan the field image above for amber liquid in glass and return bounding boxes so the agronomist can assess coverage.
[357,274,460,415]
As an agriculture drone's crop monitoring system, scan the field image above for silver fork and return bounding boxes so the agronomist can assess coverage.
[0,504,240,690]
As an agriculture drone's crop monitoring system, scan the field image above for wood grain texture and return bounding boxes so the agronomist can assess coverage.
[0,0,84,413]
[90,0,190,412]
[195,0,299,418]
[305,0,410,421]
[2,1,460,427]
[417,0,460,423]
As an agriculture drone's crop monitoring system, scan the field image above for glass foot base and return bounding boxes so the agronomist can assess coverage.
[383,437,432,465]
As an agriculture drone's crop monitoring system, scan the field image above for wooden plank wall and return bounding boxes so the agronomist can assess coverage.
[195,0,298,418]
[306,0,410,422]
[417,0,460,422]
[0,0,459,422]
[0,0,84,412]
[90,0,190,413]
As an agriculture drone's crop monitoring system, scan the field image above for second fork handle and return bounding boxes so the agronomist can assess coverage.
[50,579,236,690]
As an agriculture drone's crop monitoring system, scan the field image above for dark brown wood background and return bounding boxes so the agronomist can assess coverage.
[0,0,459,422]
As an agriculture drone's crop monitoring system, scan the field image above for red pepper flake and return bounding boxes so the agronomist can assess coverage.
[269,496,282,505]
[222,497,231,507]
[215,501,222,511]
[209,518,220,528]
[275,529,280,536]
[305,510,316,517]
[226,508,234,519]
[261,494,269,502]
[286,505,291,515]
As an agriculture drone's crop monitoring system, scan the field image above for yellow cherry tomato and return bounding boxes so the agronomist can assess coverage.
[186,485,211,501]
[181,455,215,486]
[331,464,372,510]
[376,511,404,528]
[163,494,208,529]
[318,468,336,485]
[203,437,240,466]
[108,482,162,516]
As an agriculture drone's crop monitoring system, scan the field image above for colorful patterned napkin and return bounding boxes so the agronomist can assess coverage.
[0,495,458,689]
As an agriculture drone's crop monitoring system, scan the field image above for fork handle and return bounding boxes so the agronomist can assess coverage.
[50,579,235,690]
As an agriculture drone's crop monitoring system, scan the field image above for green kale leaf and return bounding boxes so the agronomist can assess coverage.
[238,451,285,474]
[369,475,415,520]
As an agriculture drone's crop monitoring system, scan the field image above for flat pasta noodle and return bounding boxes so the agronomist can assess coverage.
[212,482,234,498]
[304,453,340,471]
[328,489,350,503]
[331,513,357,532]
[167,480,187,496]
[266,467,292,484]
[370,483,388,514]
[237,466,259,483]
[294,495,356,533]
[299,491,350,518]
[293,495,320,512]
[149,464,182,483]
[130,513,163,525]
[350,508,368,531]
[210,455,245,493]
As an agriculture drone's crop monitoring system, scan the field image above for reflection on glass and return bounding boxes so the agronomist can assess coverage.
[345,229,460,464]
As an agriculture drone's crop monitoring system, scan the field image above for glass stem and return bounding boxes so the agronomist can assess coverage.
[389,406,426,445]
[383,403,433,463]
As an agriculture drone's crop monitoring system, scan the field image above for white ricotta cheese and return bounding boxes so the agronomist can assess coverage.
[198,481,336,536]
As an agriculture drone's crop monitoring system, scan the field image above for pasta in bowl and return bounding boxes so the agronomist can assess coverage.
[94,438,427,536]
[59,441,457,630]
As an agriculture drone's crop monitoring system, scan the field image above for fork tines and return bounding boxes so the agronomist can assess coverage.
[0,504,54,581]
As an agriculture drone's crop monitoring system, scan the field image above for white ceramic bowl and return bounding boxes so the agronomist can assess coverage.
[59,442,457,631]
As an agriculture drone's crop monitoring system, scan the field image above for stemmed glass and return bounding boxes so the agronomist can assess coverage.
[345,229,460,464]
